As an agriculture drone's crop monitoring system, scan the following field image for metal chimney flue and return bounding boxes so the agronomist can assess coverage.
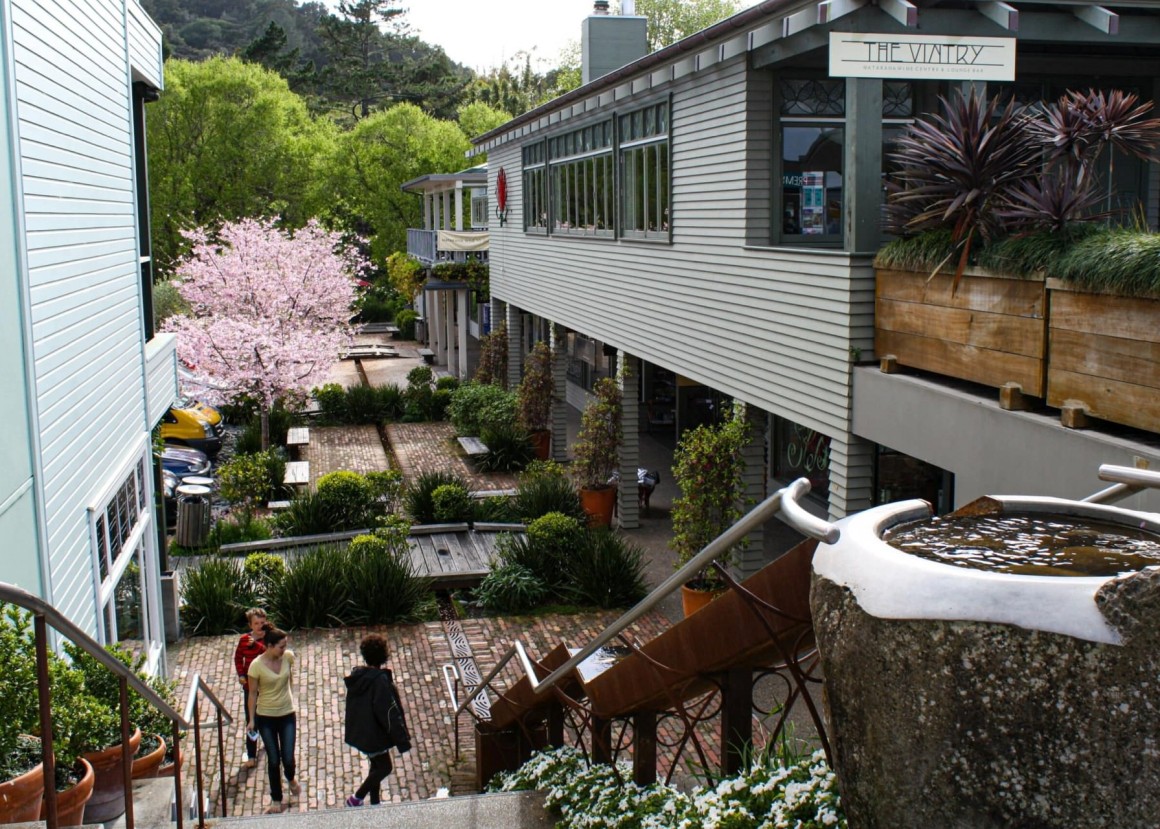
[593,0,609,14]
[622,0,636,14]
[582,0,648,84]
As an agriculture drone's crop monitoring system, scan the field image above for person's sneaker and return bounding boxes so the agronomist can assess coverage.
[345,795,364,807]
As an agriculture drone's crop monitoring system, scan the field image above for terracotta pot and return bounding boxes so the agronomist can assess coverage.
[0,760,44,824]
[680,583,725,618]
[45,758,95,828]
[131,735,166,780]
[529,429,551,460]
[81,728,140,824]
[579,485,616,527]
[156,743,181,779]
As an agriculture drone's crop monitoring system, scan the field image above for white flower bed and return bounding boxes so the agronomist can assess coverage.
[490,745,846,829]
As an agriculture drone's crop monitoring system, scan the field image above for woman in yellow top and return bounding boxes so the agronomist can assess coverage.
[246,628,301,813]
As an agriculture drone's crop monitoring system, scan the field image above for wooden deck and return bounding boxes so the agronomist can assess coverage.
[208,526,524,590]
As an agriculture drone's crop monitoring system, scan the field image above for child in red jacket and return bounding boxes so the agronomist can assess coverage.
[233,607,269,768]
[343,633,411,806]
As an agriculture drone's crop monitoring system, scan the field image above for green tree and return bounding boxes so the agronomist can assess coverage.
[317,0,407,120]
[147,57,337,273]
[241,20,315,89]
[458,101,512,142]
[322,103,471,260]
[629,0,741,52]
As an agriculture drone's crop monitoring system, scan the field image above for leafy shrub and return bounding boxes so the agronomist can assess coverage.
[366,469,404,514]
[478,422,534,473]
[494,532,565,597]
[406,471,471,524]
[473,322,508,388]
[316,470,376,531]
[566,529,648,609]
[152,280,189,328]
[395,308,418,340]
[212,512,273,545]
[243,552,286,602]
[436,376,460,391]
[431,388,453,421]
[527,512,586,561]
[313,383,349,423]
[475,562,548,614]
[345,522,431,624]
[375,383,405,421]
[267,546,352,629]
[403,364,435,421]
[447,382,518,436]
[180,557,250,635]
[512,467,584,523]
[273,491,333,537]
[235,404,294,453]
[346,383,385,423]
[431,483,473,523]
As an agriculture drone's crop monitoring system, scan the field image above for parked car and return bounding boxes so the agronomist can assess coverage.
[174,395,223,427]
[160,406,222,455]
[161,444,211,479]
[161,469,178,528]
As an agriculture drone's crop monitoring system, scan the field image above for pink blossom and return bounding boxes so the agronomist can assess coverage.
[164,218,364,408]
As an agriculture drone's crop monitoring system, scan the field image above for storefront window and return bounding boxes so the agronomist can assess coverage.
[873,446,954,514]
[772,416,830,500]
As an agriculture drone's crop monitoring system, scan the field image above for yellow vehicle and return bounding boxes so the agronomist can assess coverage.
[175,395,223,427]
[160,405,222,455]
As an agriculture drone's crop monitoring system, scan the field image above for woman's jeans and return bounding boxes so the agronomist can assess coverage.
[242,687,258,760]
[254,712,296,802]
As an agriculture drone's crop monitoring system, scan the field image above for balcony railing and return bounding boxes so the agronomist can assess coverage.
[144,333,178,425]
[407,229,489,267]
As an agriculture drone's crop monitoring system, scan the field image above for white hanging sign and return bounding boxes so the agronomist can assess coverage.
[829,33,1016,81]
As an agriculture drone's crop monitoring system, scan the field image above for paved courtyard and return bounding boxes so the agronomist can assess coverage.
[167,610,672,816]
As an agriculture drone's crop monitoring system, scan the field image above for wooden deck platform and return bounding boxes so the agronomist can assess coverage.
[210,526,523,591]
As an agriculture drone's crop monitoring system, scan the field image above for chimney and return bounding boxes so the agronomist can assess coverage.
[582,1,648,85]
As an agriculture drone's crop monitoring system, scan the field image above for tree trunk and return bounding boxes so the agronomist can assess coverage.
[261,408,270,451]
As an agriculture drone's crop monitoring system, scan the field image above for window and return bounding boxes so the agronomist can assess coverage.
[549,121,615,236]
[778,79,913,244]
[772,416,831,501]
[523,142,548,231]
[619,101,670,239]
[779,79,845,240]
[91,444,159,667]
[470,193,489,229]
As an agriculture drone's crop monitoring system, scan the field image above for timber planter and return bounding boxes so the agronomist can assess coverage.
[875,268,1048,396]
[1046,280,1160,432]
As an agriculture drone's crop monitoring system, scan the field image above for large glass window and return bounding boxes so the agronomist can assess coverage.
[549,121,614,236]
[772,415,831,501]
[619,101,670,238]
[522,142,548,231]
[91,445,159,668]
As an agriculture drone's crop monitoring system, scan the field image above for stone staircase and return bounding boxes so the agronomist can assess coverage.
[104,778,552,829]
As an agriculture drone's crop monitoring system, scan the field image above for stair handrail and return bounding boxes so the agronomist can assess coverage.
[454,477,838,719]
[0,580,191,829]
[181,673,233,823]
[1084,463,1160,505]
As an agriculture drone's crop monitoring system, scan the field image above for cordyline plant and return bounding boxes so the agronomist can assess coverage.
[166,218,366,445]
[571,376,622,491]
[669,404,749,590]
[474,322,508,388]
[885,87,1160,287]
[517,340,555,432]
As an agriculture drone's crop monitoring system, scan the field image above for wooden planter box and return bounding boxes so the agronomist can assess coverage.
[875,269,1049,396]
[1046,280,1160,433]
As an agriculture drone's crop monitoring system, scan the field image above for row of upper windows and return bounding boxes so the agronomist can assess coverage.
[522,100,670,240]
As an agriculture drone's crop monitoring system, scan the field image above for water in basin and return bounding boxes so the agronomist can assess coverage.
[884,512,1160,576]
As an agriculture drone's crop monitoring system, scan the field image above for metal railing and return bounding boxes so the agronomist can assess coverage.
[452,477,838,722]
[182,674,233,823]
[1083,464,1160,505]
[0,581,229,829]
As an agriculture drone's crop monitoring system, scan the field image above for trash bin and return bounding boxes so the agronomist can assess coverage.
[175,484,212,548]
[415,317,427,342]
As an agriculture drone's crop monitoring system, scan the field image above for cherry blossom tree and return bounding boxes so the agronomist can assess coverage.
[165,218,366,444]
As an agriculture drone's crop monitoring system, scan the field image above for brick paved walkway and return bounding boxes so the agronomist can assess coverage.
[386,422,519,491]
[302,425,391,489]
[167,610,672,816]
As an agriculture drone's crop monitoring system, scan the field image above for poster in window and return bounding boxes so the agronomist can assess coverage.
[801,172,826,235]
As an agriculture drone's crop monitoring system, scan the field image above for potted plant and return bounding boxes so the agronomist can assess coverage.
[570,376,623,527]
[669,406,749,617]
[517,341,555,460]
[0,605,43,825]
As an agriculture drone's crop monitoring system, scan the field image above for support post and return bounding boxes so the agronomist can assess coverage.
[430,288,442,357]
[618,352,640,529]
[445,291,457,372]
[547,699,565,748]
[737,404,768,577]
[591,716,613,765]
[720,667,753,778]
[550,323,569,463]
[632,710,657,785]
[506,304,523,391]
[457,289,469,379]
[844,77,883,253]
[826,433,875,521]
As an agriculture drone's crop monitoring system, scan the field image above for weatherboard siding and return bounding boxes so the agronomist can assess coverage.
[488,56,864,440]
[10,0,161,630]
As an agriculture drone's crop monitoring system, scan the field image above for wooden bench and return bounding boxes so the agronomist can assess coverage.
[457,436,489,457]
[418,347,435,364]
[267,500,292,511]
[341,344,399,360]
[284,461,310,487]
[286,427,310,447]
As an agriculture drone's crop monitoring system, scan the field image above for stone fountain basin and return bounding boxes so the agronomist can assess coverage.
[809,495,1160,829]
[813,495,1160,644]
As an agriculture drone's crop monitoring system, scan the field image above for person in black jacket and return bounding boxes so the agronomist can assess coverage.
[344,633,412,806]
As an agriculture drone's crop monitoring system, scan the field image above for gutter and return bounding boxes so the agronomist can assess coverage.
[470,0,796,148]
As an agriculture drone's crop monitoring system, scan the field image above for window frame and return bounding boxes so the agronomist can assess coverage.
[618,97,672,242]
[547,119,616,237]
[522,140,549,233]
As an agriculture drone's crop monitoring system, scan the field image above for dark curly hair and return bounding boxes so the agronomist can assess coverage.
[360,633,389,667]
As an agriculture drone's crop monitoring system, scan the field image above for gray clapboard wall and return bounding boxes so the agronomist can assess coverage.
[10,0,162,630]
[486,55,872,442]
